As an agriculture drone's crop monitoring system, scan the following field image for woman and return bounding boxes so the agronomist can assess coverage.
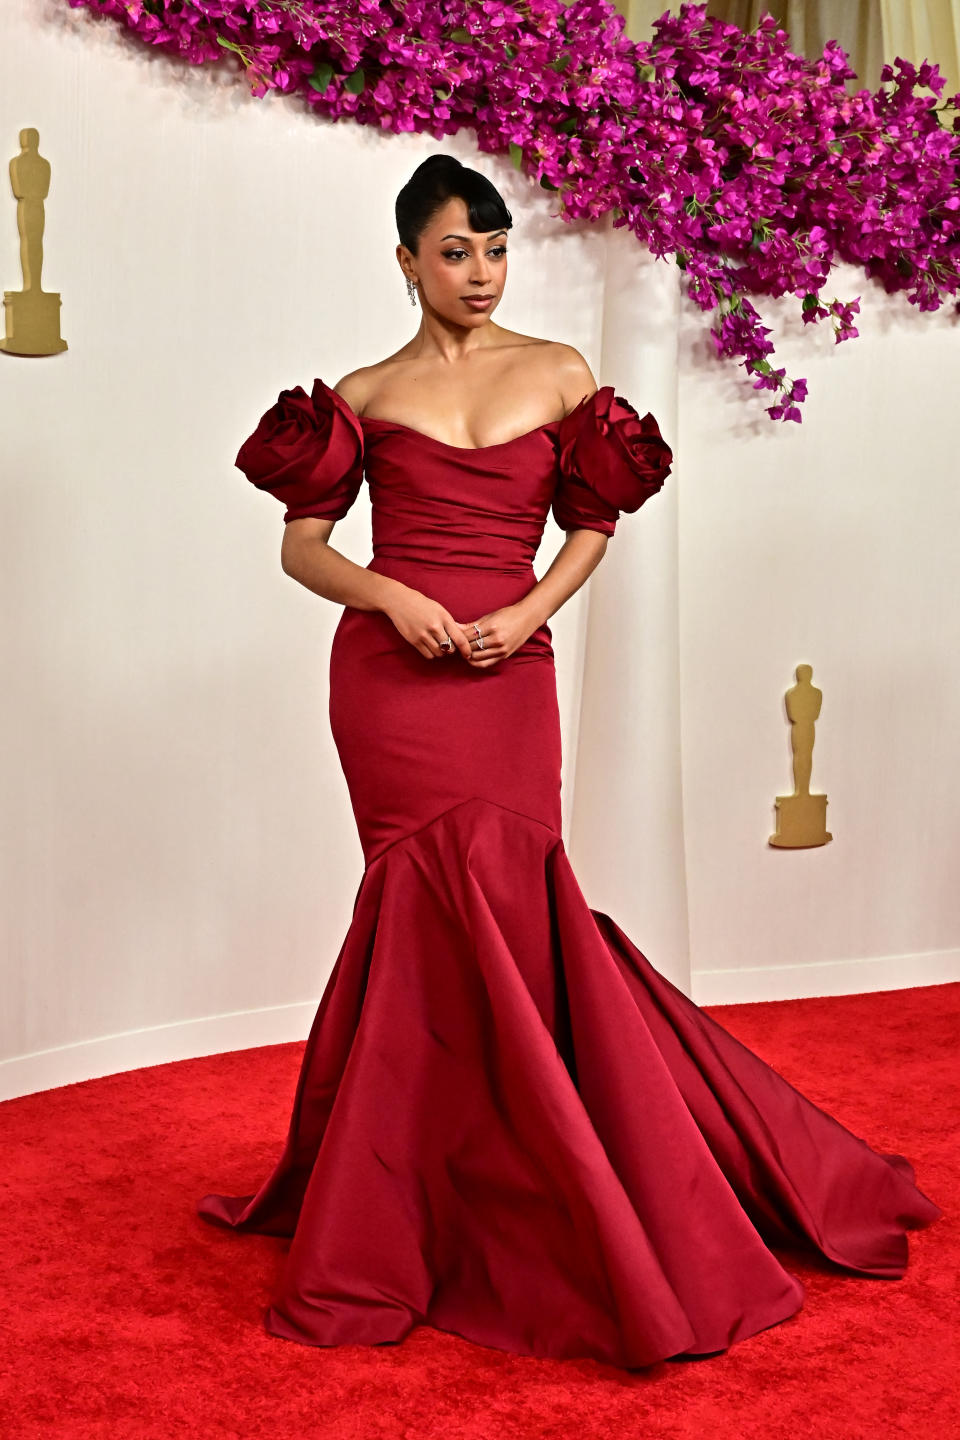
[198,154,941,1367]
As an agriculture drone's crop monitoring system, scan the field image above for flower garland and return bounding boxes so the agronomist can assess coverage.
[65,0,960,421]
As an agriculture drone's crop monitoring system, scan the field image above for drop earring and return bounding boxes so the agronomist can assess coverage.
[406,276,418,306]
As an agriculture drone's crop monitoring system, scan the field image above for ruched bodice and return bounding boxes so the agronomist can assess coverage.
[232,375,675,541]
[361,418,560,577]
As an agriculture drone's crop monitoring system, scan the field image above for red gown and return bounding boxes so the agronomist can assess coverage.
[198,377,941,1366]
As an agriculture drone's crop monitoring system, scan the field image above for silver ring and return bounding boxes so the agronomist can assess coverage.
[473,624,484,651]
[439,632,453,651]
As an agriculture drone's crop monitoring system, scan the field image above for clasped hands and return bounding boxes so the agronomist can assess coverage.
[388,588,539,669]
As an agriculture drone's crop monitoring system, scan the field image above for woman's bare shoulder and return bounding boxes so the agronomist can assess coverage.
[333,351,409,417]
[495,329,598,412]
[542,340,598,414]
[331,364,381,418]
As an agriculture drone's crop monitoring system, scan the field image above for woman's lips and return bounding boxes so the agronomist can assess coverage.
[464,296,494,309]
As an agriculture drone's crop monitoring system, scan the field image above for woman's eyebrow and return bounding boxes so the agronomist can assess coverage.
[439,230,508,241]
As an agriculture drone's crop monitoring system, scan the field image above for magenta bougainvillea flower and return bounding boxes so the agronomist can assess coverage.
[65,0,960,421]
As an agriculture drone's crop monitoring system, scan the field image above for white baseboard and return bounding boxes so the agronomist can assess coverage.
[0,1000,318,1104]
[3,949,957,1103]
[691,946,960,1006]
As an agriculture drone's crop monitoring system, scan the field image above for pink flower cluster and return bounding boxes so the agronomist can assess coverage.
[66,0,960,421]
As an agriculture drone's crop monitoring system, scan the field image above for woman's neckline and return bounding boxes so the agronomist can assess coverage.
[335,386,594,454]
[358,411,564,453]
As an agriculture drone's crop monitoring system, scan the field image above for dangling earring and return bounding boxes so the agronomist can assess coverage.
[406,276,418,306]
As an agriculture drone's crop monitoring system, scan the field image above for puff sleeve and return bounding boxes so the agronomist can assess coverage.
[551,386,673,537]
[235,377,365,523]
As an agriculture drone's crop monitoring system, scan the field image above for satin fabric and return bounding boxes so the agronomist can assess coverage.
[199,381,942,1366]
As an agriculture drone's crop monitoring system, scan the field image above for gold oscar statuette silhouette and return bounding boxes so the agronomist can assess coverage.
[0,127,67,356]
[769,663,833,848]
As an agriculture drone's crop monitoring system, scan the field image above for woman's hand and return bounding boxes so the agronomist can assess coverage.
[383,585,474,661]
[455,604,540,669]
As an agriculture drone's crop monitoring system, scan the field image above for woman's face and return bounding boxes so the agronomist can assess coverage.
[398,195,509,326]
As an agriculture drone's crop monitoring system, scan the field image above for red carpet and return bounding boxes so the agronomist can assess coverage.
[1,983,956,1439]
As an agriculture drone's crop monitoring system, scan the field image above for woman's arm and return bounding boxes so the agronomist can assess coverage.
[280,516,402,614]
[277,369,473,659]
[277,368,407,615]
[515,528,608,632]
[513,342,607,631]
[281,521,474,661]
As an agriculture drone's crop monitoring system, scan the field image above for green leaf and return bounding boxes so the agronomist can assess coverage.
[558,116,578,133]
[549,53,573,73]
[540,175,558,191]
[508,142,524,170]
[308,61,334,93]
[215,35,249,65]
[449,26,472,42]
[343,66,365,95]
[636,62,656,82]
[504,44,517,59]
[802,293,820,313]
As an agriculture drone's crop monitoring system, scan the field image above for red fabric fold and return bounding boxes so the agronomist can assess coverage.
[553,385,674,536]
[235,377,365,523]
[198,799,940,1366]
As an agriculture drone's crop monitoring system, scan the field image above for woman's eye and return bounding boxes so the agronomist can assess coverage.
[442,247,508,261]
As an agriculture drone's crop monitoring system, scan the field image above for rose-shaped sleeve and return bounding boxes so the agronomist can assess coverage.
[235,377,365,523]
[551,386,673,537]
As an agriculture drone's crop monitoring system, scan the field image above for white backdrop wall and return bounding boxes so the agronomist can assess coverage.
[1,1,957,1100]
[678,276,960,1001]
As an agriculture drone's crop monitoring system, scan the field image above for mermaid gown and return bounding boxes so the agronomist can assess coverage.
[197,377,941,1367]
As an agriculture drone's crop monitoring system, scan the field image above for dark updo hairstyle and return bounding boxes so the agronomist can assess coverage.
[395,154,513,255]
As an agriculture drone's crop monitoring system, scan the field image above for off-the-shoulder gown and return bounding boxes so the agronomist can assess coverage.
[197,377,941,1367]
